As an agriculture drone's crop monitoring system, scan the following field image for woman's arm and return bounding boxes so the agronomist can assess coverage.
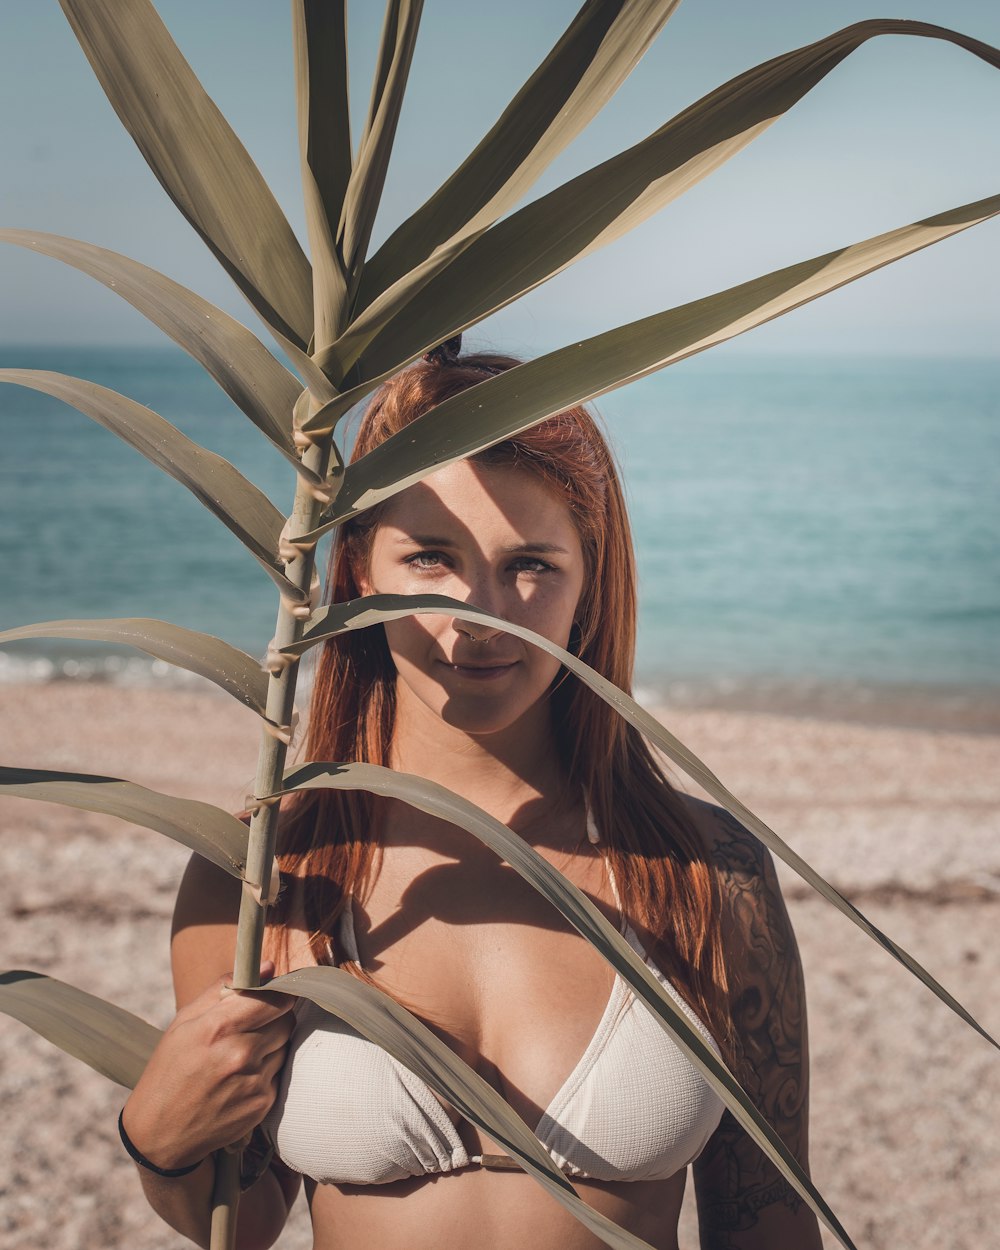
[121,855,301,1250]
[689,803,822,1250]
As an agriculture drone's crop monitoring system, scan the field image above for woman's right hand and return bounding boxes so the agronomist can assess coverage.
[121,960,295,1172]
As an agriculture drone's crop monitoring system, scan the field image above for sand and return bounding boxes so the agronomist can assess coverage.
[1,682,997,1250]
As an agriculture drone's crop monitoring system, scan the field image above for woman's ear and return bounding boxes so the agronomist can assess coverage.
[353,560,374,597]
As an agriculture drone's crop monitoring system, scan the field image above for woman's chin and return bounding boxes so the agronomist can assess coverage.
[394,660,560,741]
[435,695,537,738]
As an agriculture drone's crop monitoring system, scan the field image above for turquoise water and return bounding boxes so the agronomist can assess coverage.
[1,345,997,718]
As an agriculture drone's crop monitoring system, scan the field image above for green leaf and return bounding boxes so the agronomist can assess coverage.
[0,767,252,878]
[292,0,351,351]
[352,0,681,319]
[272,761,856,1250]
[58,0,314,350]
[0,618,268,720]
[339,0,424,282]
[0,971,161,1090]
[334,18,1000,382]
[0,228,314,469]
[270,968,656,1250]
[282,594,997,1053]
[298,194,1000,505]
[0,369,307,606]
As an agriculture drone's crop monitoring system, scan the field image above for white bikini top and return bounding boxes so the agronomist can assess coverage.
[264,862,724,1186]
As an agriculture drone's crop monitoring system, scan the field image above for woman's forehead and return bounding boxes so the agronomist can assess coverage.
[376,459,579,542]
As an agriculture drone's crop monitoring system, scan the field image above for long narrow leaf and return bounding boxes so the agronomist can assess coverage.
[281,594,997,1052]
[0,767,252,878]
[298,195,1000,503]
[354,0,680,314]
[0,229,315,471]
[273,761,856,1249]
[0,370,307,605]
[58,0,314,350]
[0,618,268,719]
[271,967,655,1250]
[292,0,351,350]
[340,0,424,280]
[333,18,1000,381]
[0,971,161,1089]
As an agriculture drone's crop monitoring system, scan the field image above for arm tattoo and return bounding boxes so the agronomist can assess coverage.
[693,807,810,1248]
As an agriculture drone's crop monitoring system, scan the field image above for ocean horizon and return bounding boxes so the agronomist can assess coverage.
[1,344,997,730]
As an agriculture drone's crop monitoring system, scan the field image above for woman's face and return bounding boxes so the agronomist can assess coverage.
[358,459,587,738]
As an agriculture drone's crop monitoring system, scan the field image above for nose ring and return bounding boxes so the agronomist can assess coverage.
[456,620,495,644]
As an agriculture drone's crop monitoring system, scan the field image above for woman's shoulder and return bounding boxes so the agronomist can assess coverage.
[678,793,776,874]
[170,854,243,1006]
[675,793,799,972]
[170,855,317,1003]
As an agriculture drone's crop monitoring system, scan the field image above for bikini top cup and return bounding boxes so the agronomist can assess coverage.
[263,867,725,1186]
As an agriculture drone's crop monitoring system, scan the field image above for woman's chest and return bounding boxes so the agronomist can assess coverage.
[348,838,624,1128]
[269,825,725,1191]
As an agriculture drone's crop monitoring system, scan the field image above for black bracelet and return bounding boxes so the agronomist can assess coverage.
[118,1107,204,1178]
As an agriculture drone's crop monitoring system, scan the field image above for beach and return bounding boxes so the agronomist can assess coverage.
[1,682,997,1250]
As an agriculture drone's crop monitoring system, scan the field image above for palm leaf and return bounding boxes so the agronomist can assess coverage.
[57,0,313,352]
[0,370,307,606]
[297,195,1000,509]
[0,618,268,719]
[281,594,996,1051]
[0,766,256,879]
[332,20,1000,384]
[0,229,331,484]
[352,0,681,315]
[273,761,856,1249]
[339,0,424,282]
[0,971,161,1089]
[292,0,351,351]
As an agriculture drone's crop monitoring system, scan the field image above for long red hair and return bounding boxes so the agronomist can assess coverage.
[270,352,733,1055]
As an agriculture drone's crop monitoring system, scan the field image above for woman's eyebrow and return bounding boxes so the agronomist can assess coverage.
[394,533,458,547]
[394,535,568,555]
[501,542,569,555]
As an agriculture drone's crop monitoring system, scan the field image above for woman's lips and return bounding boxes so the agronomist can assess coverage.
[440,659,518,681]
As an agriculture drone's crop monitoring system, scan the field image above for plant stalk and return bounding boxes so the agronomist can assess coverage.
[210,1150,242,1249]
[210,431,335,1249]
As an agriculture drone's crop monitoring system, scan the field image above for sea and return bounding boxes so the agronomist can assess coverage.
[1,345,997,731]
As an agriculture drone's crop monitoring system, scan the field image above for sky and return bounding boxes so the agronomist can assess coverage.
[1,0,998,357]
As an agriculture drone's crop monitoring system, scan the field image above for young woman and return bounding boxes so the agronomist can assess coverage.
[120,347,821,1250]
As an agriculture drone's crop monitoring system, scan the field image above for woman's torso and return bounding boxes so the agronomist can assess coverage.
[272,799,721,1250]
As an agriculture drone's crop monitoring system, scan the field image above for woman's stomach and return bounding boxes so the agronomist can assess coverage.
[307,1166,688,1250]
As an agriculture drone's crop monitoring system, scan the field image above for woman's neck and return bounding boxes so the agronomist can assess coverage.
[388,684,569,824]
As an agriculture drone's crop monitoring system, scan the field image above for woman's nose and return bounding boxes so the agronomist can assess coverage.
[452,572,508,642]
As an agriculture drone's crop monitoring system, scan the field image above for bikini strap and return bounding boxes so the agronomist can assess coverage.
[585,807,628,936]
[337,896,362,964]
[604,862,631,938]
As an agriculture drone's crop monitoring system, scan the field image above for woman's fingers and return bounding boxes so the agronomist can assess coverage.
[216,983,296,1027]
[176,965,294,1030]
[124,960,300,1167]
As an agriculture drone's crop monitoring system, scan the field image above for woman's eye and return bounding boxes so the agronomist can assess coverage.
[511,557,553,575]
[405,551,448,571]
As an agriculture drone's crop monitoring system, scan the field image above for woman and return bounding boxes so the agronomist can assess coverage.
[120,347,821,1250]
